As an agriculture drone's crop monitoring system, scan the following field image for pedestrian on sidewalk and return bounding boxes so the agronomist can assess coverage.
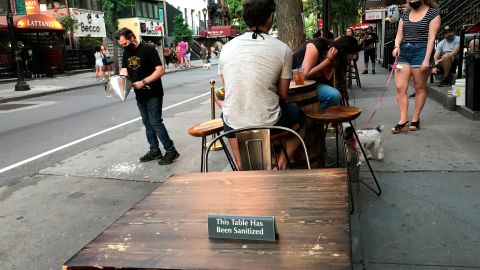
[101,45,113,78]
[163,44,171,68]
[359,26,378,74]
[115,27,180,165]
[94,46,105,81]
[391,0,440,133]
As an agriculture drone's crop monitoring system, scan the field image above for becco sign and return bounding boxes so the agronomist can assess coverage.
[25,0,40,14]
[138,19,163,37]
[71,9,107,37]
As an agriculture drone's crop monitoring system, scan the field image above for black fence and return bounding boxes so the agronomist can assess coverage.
[0,51,15,79]
[64,49,95,71]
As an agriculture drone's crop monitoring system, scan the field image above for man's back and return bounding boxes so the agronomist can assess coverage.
[219,32,292,129]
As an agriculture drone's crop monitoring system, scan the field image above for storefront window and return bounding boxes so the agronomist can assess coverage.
[154,4,159,20]
[148,3,153,18]
[142,2,147,18]
[135,2,142,17]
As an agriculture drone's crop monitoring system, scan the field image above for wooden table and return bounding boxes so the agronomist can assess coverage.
[288,80,325,167]
[63,169,350,270]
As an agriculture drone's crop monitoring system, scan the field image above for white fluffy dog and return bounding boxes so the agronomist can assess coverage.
[343,124,384,166]
[203,62,211,69]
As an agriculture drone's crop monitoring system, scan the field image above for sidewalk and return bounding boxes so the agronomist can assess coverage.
[0,58,216,104]
[350,58,480,269]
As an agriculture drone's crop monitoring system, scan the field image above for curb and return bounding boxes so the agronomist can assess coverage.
[0,65,209,104]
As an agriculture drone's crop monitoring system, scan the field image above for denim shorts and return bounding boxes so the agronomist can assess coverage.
[398,43,434,68]
[222,102,306,138]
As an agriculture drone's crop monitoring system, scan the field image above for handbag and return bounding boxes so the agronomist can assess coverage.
[105,56,113,65]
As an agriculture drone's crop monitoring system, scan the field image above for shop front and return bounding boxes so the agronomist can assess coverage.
[118,17,164,45]
[0,13,64,78]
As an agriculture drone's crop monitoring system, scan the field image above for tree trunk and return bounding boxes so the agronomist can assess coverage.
[112,2,120,75]
[275,0,305,51]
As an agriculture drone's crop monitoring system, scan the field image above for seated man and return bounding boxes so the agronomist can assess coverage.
[218,0,305,170]
[435,25,460,87]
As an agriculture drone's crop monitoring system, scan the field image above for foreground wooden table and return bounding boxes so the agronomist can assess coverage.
[63,169,350,270]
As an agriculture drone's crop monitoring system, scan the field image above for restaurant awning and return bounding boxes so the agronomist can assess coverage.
[0,14,64,31]
[206,26,237,37]
[350,23,369,30]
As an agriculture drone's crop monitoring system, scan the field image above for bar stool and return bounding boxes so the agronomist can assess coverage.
[347,57,361,88]
[307,106,382,213]
[188,118,236,172]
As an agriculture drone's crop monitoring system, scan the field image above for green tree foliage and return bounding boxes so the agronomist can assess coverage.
[172,15,193,44]
[79,35,103,51]
[99,0,135,33]
[55,14,78,37]
[302,0,361,37]
[226,0,247,33]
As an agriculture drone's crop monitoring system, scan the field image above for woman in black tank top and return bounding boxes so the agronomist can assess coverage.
[391,0,440,134]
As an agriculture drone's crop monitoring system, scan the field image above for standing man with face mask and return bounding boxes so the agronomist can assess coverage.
[116,27,180,165]
[434,25,460,87]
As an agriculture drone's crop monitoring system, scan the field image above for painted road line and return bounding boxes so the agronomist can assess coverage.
[0,91,211,174]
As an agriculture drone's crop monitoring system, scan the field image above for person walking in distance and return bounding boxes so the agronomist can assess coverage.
[94,46,104,80]
[116,28,180,164]
[360,26,378,74]
[391,0,440,133]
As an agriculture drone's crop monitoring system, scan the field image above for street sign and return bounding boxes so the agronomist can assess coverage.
[15,0,27,15]
[208,215,276,241]
[387,5,400,23]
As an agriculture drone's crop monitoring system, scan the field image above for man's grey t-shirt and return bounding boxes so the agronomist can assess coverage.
[437,36,460,57]
[218,32,292,129]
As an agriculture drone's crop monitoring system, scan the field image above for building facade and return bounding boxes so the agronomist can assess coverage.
[165,0,208,36]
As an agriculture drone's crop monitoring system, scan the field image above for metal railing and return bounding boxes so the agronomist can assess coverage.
[64,49,95,71]
[0,51,15,79]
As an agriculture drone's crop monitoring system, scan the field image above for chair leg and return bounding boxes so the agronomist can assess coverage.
[278,141,293,169]
[354,61,362,88]
[217,132,237,171]
[343,143,355,214]
[201,136,206,172]
[335,124,340,168]
[349,121,382,195]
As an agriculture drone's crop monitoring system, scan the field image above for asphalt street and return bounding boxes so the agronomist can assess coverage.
[0,67,221,186]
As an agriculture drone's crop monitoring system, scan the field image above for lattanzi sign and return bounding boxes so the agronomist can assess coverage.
[208,215,276,241]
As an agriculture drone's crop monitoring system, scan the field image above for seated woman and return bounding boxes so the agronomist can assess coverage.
[292,36,361,109]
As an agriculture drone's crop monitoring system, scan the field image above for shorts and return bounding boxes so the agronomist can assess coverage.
[398,43,434,68]
[364,48,376,63]
[222,102,306,138]
[95,60,104,67]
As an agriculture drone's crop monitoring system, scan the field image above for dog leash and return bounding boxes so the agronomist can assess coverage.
[361,57,398,129]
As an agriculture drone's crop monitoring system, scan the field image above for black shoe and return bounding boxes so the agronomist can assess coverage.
[408,93,416,98]
[139,150,163,162]
[158,149,180,165]
[438,78,451,87]
[371,69,376,74]
[362,70,368,74]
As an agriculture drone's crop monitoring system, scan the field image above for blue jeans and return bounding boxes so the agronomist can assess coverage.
[317,83,342,110]
[136,96,175,152]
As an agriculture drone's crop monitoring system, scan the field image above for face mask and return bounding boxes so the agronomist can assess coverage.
[124,42,136,51]
[409,0,422,10]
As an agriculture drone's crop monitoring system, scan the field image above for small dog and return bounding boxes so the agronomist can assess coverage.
[343,124,384,166]
[203,62,211,69]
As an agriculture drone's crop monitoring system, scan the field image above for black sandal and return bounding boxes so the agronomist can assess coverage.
[391,121,410,134]
[409,120,420,131]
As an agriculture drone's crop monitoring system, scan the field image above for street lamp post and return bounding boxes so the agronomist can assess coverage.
[202,8,207,30]
[6,0,30,91]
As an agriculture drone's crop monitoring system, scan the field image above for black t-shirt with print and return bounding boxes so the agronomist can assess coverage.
[122,42,164,100]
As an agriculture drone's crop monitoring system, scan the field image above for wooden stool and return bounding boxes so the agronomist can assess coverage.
[188,118,236,172]
[347,59,361,88]
[308,106,382,213]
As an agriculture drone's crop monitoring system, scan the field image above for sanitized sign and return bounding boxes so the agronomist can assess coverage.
[207,215,276,241]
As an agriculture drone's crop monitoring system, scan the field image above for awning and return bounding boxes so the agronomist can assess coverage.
[350,23,369,30]
[0,14,64,31]
[15,14,64,30]
[208,26,237,37]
